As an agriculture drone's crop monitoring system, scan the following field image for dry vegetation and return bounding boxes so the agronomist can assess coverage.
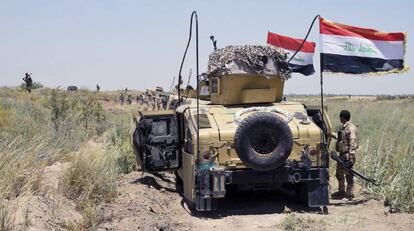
[299,97,414,213]
[0,87,136,230]
[0,87,413,230]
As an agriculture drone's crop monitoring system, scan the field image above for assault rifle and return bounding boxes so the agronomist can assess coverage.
[330,152,379,186]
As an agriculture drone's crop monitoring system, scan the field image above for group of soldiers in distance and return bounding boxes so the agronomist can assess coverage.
[21,73,170,110]
[119,89,168,110]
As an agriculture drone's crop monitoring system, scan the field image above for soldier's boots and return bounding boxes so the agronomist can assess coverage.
[331,180,346,199]
[346,185,354,200]
[331,190,346,199]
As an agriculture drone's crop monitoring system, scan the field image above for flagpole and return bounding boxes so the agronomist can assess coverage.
[318,15,325,142]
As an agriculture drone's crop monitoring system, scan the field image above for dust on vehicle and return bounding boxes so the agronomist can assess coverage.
[131,44,333,211]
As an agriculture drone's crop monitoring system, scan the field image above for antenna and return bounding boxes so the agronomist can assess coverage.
[169,76,176,93]
[210,35,217,51]
[186,68,192,87]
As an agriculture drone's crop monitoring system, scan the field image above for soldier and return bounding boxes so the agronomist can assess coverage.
[96,84,101,92]
[332,110,358,199]
[127,94,133,105]
[138,93,144,105]
[161,95,168,109]
[156,95,163,110]
[119,93,125,105]
[22,73,33,93]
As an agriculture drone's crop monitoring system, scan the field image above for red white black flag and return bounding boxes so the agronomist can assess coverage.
[320,17,407,74]
[267,32,316,76]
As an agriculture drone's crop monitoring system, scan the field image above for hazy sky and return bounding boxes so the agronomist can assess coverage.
[0,0,412,94]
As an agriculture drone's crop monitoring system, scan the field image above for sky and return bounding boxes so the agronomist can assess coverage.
[0,0,413,94]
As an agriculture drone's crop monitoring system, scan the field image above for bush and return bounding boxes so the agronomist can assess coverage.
[20,82,44,90]
[62,149,118,209]
[280,214,325,231]
[105,114,136,174]
[0,202,14,231]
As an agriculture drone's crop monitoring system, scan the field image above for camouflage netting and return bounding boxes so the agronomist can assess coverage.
[207,45,292,80]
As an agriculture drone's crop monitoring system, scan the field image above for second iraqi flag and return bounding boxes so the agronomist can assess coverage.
[267,31,316,76]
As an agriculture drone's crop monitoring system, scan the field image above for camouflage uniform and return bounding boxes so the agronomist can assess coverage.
[335,121,358,197]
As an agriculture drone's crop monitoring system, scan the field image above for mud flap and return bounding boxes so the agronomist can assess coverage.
[307,168,329,207]
[195,170,226,211]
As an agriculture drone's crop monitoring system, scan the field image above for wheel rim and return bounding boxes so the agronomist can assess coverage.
[249,125,279,155]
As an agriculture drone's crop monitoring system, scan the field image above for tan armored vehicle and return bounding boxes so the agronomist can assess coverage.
[132,45,332,211]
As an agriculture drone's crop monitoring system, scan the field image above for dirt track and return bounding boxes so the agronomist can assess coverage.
[97,171,414,231]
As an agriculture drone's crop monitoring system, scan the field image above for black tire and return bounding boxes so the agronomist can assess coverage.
[234,112,293,171]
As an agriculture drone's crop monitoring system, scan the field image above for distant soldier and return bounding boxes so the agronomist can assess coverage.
[22,73,33,93]
[138,94,144,105]
[96,84,101,92]
[127,94,133,105]
[151,95,157,110]
[332,110,358,199]
[142,93,147,105]
[155,95,162,110]
[161,95,168,109]
[119,93,125,105]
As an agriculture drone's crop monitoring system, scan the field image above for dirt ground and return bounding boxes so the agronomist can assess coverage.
[10,101,413,231]
[97,171,414,231]
[11,159,413,231]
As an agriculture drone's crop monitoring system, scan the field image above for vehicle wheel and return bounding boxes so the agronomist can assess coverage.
[234,112,293,171]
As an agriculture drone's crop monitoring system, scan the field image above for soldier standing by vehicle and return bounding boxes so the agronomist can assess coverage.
[332,110,358,199]
[22,73,33,93]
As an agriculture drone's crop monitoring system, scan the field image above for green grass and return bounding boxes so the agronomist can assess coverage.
[0,88,109,229]
[323,99,414,212]
[0,87,137,228]
[63,149,118,209]
[1,86,412,230]
[292,96,414,212]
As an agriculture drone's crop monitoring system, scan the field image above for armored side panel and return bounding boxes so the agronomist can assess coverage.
[131,110,180,171]
[210,74,284,105]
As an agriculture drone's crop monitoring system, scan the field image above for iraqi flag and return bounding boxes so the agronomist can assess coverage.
[320,17,407,74]
[267,32,315,76]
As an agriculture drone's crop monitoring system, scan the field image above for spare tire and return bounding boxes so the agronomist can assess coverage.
[234,112,293,171]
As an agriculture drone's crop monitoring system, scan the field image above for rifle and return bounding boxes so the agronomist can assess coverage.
[330,152,379,186]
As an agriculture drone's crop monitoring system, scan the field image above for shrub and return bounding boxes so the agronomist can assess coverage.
[19,82,44,90]
[62,149,118,209]
[280,214,325,231]
[105,114,136,174]
[0,202,14,231]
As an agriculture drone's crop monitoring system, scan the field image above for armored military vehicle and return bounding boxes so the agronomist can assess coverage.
[132,45,333,211]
